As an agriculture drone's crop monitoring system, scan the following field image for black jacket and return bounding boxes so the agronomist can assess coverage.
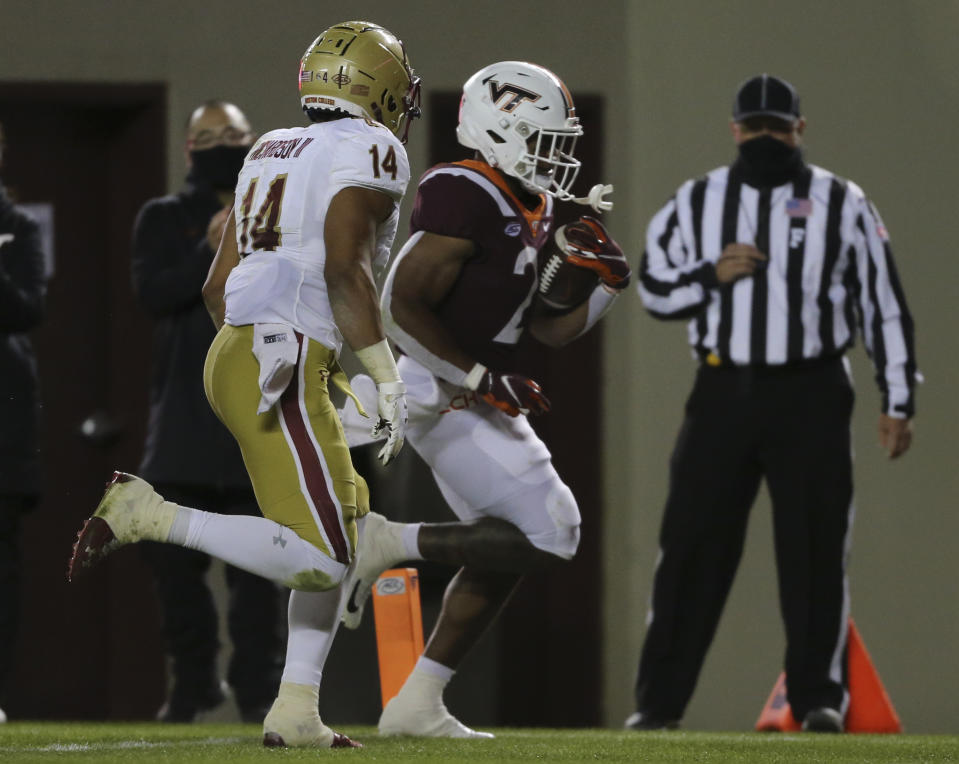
[131,174,249,488]
[0,183,46,497]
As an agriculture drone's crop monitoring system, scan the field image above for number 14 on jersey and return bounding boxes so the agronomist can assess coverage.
[237,142,397,256]
[370,144,398,180]
[238,174,288,255]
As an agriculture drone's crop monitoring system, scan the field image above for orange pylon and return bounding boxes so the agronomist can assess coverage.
[371,568,425,708]
[755,618,902,733]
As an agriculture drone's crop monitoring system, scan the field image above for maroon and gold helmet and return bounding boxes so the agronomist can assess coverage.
[298,20,421,143]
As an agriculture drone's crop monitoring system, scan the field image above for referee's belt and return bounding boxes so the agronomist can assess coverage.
[698,351,842,374]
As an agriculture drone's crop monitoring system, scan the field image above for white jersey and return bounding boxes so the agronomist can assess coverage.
[224,117,410,354]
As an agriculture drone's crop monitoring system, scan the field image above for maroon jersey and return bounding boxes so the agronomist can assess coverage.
[409,159,554,371]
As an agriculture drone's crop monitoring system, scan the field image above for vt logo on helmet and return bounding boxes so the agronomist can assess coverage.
[457,61,582,200]
[487,80,541,113]
[298,20,422,143]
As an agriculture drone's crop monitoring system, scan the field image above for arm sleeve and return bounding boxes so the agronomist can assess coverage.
[636,192,717,320]
[0,214,45,331]
[852,196,920,417]
[130,199,213,318]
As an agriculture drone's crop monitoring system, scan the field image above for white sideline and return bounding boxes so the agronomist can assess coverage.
[0,736,244,753]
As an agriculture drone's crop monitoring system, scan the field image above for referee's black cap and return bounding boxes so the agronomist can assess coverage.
[732,74,801,122]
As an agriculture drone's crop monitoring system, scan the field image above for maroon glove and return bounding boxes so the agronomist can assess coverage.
[557,215,631,290]
[476,370,551,417]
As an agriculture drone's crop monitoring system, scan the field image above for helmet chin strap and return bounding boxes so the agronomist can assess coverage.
[519,171,551,197]
[519,178,541,195]
[571,183,614,212]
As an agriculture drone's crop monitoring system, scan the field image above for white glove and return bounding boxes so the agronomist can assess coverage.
[373,380,407,465]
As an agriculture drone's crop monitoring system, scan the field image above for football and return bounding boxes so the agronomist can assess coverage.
[537,245,599,311]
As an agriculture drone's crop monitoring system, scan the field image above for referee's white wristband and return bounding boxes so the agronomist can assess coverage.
[354,338,401,385]
[463,363,487,391]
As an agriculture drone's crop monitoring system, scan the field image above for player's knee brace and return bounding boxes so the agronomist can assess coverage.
[528,482,581,560]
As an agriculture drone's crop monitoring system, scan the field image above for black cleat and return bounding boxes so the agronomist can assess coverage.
[262,730,362,748]
[624,711,680,731]
[801,707,843,733]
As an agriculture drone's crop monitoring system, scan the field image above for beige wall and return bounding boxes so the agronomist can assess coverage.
[0,0,630,233]
[608,0,959,733]
[2,0,956,733]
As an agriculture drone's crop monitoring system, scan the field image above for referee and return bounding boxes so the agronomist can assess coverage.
[628,74,919,733]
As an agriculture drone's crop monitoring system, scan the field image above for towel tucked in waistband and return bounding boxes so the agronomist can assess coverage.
[252,323,300,414]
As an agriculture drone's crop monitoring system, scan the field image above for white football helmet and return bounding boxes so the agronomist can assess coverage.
[456,61,582,199]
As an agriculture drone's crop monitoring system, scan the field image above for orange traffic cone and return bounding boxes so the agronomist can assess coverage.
[844,620,902,733]
[755,672,801,731]
[755,618,902,733]
[371,568,425,708]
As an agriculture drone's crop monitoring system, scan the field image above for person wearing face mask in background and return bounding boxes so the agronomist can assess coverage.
[130,101,284,723]
[627,75,920,733]
[0,121,47,724]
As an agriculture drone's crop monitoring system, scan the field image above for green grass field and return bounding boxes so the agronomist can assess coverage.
[1,723,958,763]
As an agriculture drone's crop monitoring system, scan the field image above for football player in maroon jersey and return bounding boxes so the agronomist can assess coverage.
[339,61,630,738]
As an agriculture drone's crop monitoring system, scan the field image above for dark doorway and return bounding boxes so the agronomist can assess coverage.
[0,83,167,719]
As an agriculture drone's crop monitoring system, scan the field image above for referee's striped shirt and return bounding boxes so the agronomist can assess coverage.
[638,162,920,417]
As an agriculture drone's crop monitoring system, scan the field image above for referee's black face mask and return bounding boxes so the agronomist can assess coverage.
[737,135,802,186]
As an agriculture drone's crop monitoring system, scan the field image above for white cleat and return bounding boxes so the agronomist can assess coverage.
[68,471,176,581]
[262,697,361,748]
[0,705,7,723]
[379,693,494,739]
[341,512,400,629]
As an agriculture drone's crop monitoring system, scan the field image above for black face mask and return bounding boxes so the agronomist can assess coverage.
[736,135,803,187]
[189,145,249,191]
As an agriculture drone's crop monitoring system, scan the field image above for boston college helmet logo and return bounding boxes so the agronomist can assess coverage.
[484,77,541,113]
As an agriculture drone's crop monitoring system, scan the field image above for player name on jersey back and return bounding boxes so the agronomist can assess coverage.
[248,137,314,161]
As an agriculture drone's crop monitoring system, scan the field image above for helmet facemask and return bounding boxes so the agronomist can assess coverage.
[395,75,422,144]
[512,120,581,199]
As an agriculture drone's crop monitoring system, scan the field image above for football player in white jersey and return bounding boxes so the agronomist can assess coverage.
[338,62,632,737]
[69,20,421,748]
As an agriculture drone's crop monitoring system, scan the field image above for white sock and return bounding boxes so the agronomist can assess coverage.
[281,588,344,687]
[275,680,320,711]
[397,657,454,704]
[415,656,455,682]
[172,506,346,589]
[366,515,423,564]
[167,507,192,544]
[379,518,424,562]
[402,522,424,560]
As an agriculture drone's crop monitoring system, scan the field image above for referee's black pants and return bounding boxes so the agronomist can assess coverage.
[633,356,854,723]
